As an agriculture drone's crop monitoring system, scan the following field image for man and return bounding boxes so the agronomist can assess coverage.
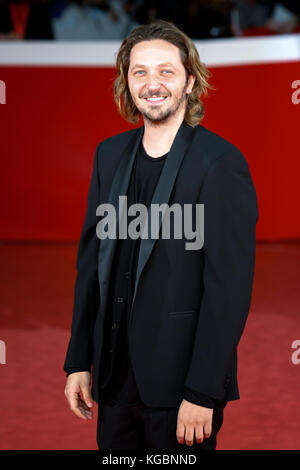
[64,20,258,451]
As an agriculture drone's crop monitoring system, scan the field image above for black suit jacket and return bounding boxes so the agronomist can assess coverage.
[64,119,258,407]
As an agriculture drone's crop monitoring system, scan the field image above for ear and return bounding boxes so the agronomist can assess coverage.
[186,74,196,94]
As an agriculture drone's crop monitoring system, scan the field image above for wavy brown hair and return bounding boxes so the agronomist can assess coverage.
[113,19,213,127]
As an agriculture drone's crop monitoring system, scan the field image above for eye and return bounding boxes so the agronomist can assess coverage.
[134,70,145,76]
[162,70,172,74]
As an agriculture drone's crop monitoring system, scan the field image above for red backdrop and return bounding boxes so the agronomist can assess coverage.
[0,60,299,241]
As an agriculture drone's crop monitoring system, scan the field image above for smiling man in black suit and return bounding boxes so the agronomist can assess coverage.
[63,19,258,451]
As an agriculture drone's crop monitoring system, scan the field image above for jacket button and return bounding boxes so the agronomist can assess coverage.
[125,272,130,280]
[112,322,117,329]
[224,376,231,388]
[116,296,125,303]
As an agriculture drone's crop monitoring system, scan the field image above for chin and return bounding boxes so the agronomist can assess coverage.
[142,108,173,123]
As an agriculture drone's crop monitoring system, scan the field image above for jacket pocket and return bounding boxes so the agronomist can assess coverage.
[168,310,196,318]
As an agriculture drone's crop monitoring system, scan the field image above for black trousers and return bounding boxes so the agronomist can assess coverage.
[97,399,225,451]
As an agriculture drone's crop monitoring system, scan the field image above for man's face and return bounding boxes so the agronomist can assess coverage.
[127,39,194,124]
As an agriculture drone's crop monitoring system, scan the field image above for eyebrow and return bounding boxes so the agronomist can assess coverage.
[130,62,176,72]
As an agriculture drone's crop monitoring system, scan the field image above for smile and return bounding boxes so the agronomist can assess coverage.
[144,96,167,103]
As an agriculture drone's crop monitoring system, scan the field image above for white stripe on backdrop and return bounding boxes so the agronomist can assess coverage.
[0,34,299,67]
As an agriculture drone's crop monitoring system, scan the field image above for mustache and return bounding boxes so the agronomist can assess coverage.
[140,92,170,99]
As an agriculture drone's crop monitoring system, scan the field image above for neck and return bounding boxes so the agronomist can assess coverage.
[142,111,185,158]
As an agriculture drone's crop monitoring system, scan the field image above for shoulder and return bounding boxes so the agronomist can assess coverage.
[97,126,140,153]
[193,125,250,179]
[193,124,250,173]
[194,126,257,203]
[93,126,141,179]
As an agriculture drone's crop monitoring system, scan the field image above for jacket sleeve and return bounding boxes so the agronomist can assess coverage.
[63,142,102,374]
[183,387,215,408]
[183,147,258,401]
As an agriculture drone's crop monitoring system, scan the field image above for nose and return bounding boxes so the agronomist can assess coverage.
[147,84,161,93]
[146,70,161,91]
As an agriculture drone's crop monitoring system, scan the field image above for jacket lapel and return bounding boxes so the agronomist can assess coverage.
[131,120,196,308]
[98,125,144,316]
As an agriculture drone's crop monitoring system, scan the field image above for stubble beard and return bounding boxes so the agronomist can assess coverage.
[134,81,189,125]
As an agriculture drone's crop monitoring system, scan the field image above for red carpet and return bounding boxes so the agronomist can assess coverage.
[0,241,299,449]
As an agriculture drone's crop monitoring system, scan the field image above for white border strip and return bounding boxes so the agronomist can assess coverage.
[0,34,299,67]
